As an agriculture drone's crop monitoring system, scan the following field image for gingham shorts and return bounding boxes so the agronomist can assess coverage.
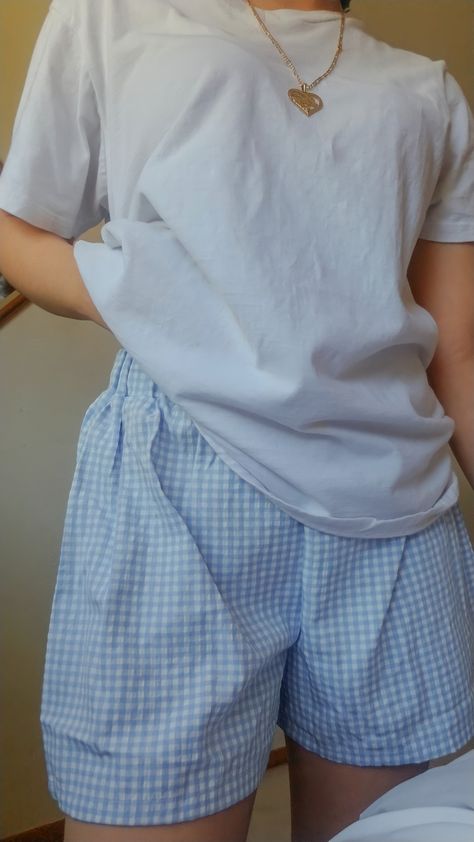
[40,348,474,826]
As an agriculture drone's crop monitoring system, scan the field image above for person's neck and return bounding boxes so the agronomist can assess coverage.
[249,1,342,10]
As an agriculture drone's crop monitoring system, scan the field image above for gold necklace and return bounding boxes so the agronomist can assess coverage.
[245,1,346,116]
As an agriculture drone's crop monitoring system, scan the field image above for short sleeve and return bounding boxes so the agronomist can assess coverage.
[0,1,108,239]
[419,68,474,243]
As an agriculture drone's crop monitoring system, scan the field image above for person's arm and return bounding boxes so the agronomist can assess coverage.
[0,210,108,329]
[407,238,474,489]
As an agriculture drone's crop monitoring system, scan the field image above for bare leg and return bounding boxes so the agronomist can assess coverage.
[63,788,258,842]
[285,734,429,842]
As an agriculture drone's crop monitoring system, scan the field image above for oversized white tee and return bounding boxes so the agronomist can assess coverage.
[1,0,473,538]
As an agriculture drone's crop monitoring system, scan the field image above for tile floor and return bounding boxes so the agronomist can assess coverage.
[246,738,474,842]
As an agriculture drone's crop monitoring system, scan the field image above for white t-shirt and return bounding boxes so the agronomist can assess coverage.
[1,0,473,538]
[329,749,474,841]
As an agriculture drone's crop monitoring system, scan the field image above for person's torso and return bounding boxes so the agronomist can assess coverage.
[71,0,459,536]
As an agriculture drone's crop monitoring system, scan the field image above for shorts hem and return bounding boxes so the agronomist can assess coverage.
[277,688,474,766]
[43,727,275,826]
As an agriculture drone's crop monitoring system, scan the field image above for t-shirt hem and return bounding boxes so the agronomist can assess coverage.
[192,420,460,539]
[0,176,74,238]
[419,222,474,242]
[0,175,98,239]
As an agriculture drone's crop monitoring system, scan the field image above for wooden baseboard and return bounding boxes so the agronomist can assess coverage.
[2,821,65,842]
[3,748,288,841]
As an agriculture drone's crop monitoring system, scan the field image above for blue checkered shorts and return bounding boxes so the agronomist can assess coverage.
[40,349,474,826]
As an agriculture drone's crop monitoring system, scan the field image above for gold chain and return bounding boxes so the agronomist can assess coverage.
[245,1,346,115]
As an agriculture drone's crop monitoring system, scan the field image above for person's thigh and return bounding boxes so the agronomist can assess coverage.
[278,503,474,840]
[285,735,428,842]
[63,789,258,842]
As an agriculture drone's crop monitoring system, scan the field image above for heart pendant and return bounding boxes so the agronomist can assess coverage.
[288,88,323,117]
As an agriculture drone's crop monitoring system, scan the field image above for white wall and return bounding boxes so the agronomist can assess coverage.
[1,305,120,835]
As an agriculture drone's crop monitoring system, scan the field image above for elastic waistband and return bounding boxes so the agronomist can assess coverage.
[106,348,187,419]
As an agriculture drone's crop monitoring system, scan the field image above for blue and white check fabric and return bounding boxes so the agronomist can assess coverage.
[40,348,474,826]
